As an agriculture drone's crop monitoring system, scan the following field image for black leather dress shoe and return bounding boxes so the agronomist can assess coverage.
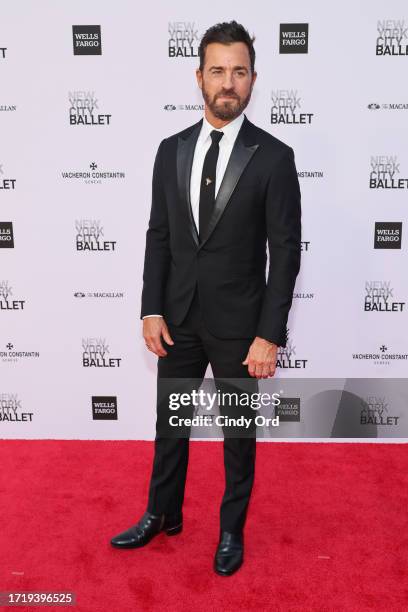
[214,531,243,576]
[110,511,182,549]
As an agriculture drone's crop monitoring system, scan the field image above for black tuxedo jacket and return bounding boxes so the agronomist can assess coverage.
[140,114,301,347]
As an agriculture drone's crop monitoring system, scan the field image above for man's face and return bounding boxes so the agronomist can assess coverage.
[196,41,257,121]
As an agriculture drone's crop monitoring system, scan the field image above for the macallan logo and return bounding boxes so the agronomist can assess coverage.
[368,101,408,111]
[74,290,124,299]
[293,292,314,299]
[164,103,204,111]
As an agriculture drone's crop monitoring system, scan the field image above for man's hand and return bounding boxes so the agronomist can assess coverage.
[143,317,174,357]
[242,336,278,378]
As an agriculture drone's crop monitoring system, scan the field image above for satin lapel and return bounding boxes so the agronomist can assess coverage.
[198,135,259,250]
[177,120,202,247]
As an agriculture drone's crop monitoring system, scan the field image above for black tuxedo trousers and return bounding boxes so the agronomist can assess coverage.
[147,287,257,534]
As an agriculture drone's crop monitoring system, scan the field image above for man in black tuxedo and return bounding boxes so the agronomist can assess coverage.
[111,21,301,576]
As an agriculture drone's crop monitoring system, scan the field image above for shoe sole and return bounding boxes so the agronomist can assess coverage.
[164,523,183,536]
[110,523,183,548]
[214,559,243,576]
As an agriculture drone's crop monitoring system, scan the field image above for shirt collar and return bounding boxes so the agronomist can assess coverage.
[200,112,245,146]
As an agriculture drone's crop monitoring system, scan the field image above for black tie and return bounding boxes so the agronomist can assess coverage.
[199,129,224,241]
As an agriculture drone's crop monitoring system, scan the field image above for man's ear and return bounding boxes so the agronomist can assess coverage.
[252,71,258,86]
[196,68,203,90]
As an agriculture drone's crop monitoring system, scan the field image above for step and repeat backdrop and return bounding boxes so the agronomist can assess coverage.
[1,1,407,439]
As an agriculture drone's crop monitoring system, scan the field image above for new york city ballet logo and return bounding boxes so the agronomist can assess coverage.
[0,280,25,310]
[0,394,33,423]
[276,330,308,369]
[68,91,111,125]
[0,47,6,59]
[0,163,16,190]
[82,338,121,368]
[369,155,408,189]
[364,281,405,313]
[279,24,309,54]
[360,396,399,426]
[72,25,102,55]
[376,19,408,55]
[75,219,117,252]
[270,89,313,125]
[168,21,200,57]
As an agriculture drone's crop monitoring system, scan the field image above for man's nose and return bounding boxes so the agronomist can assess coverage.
[222,71,234,89]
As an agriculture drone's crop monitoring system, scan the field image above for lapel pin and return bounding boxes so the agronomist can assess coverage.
[205,177,212,186]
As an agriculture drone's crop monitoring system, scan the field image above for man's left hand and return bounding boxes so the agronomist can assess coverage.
[242,337,278,378]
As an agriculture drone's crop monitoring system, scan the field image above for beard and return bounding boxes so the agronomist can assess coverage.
[202,81,252,121]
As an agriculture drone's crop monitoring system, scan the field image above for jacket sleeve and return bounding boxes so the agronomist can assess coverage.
[140,139,170,318]
[255,146,302,347]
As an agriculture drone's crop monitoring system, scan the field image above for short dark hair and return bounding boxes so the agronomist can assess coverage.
[198,20,256,73]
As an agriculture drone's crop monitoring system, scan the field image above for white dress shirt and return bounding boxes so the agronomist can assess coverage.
[190,112,245,233]
[144,112,245,319]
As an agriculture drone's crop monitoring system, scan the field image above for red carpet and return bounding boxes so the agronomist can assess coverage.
[1,440,408,611]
